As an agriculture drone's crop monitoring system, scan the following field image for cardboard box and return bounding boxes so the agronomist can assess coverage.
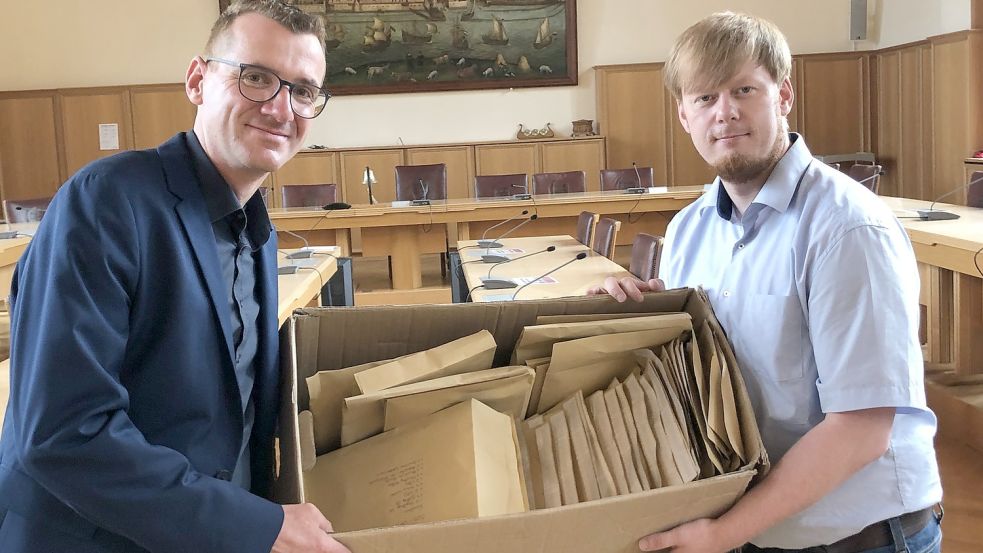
[275,288,768,553]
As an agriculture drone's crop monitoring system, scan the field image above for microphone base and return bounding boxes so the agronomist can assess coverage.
[480,255,510,264]
[285,250,314,259]
[510,194,532,200]
[477,240,502,248]
[624,187,646,194]
[481,278,517,289]
[277,265,300,275]
[916,209,960,221]
[0,231,18,239]
[410,199,431,206]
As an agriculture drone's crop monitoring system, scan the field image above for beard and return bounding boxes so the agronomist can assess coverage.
[711,116,789,184]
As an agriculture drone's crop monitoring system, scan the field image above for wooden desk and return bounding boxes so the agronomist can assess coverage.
[0,223,37,300]
[882,197,983,374]
[269,187,703,302]
[458,235,632,302]
[276,250,337,327]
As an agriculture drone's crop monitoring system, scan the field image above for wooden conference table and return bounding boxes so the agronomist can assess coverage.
[268,187,704,302]
[458,235,632,302]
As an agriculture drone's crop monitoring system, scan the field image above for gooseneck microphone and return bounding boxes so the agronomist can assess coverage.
[916,173,983,221]
[481,214,538,257]
[510,252,588,300]
[481,245,557,289]
[474,210,529,249]
[411,178,431,206]
[625,161,646,194]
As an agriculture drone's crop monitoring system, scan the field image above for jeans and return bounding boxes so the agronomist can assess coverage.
[740,510,942,553]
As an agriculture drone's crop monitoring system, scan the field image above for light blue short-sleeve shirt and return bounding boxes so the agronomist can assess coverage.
[661,134,941,548]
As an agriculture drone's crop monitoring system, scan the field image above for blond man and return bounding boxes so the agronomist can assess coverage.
[593,12,942,553]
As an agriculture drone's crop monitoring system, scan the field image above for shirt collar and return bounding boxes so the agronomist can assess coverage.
[700,133,813,221]
[185,131,272,248]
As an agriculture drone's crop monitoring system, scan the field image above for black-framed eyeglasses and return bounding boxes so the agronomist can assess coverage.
[204,57,330,119]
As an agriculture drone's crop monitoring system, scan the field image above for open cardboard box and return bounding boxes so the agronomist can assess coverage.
[274,288,768,553]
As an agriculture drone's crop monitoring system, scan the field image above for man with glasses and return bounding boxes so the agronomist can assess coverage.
[0,2,348,552]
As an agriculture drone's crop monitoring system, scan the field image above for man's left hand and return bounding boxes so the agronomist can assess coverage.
[638,518,732,553]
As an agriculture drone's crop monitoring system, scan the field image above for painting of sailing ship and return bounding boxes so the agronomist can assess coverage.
[217,0,577,96]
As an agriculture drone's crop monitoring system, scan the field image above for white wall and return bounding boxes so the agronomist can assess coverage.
[0,0,970,148]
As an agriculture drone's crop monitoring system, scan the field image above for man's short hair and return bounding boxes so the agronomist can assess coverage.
[664,12,791,100]
[204,0,326,56]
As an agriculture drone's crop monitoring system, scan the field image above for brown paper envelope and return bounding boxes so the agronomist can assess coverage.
[533,312,685,325]
[636,371,684,486]
[642,365,700,483]
[521,415,547,509]
[512,314,693,364]
[342,366,532,446]
[677,341,722,478]
[672,340,704,467]
[613,383,651,490]
[383,367,535,432]
[525,360,552,418]
[354,330,497,394]
[537,357,639,415]
[585,390,629,495]
[307,354,409,454]
[547,411,580,505]
[623,374,663,488]
[535,422,562,508]
[304,399,525,532]
[654,348,691,444]
[574,392,617,499]
[715,337,747,465]
[548,328,689,377]
[560,395,601,501]
[603,386,643,493]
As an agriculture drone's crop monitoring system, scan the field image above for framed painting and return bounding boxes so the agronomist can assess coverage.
[217,0,578,96]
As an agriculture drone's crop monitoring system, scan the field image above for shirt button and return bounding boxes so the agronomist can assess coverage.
[722,290,731,297]
[738,243,745,249]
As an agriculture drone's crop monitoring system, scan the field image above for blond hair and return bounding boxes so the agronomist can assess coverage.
[204,0,326,56]
[664,12,791,100]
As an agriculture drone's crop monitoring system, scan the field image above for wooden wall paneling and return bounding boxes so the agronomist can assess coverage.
[799,54,868,156]
[899,46,926,200]
[0,93,64,202]
[920,44,935,201]
[876,51,901,197]
[340,149,404,204]
[405,145,474,199]
[59,88,133,176]
[129,84,196,150]
[474,143,538,177]
[931,35,970,202]
[272,151,341,208]
[666,92,715,187]
[539,138,605,191]
[594,63,669,184]
[967,32,983,179]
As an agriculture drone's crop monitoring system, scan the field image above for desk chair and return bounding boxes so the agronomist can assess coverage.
[394,163,449,277]
[474,173,528,198]
[532,170,586,195]
[280,184,337,208]
[628,233,664,282]
[575,211,599,249]
[845,163,883,194]
[592,217,621,260]
[395,163,447,202]
[967,171,983,208]
[3,197,52,223]
[600,167,654,191]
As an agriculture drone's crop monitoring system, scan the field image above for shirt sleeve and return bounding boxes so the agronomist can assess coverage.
[806,221,927,414]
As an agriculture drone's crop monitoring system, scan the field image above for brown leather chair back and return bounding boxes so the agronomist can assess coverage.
[600,167,654,191]
[576,211,598,247]
[474,173,528,198]
[591,217,621,259]
[967,171,983,208]
[628,233,664,281]
[531,170,586,195]
[3,197,52,223]
[395,163,447,202]
[845,164,883,194]
[280,184,337,208]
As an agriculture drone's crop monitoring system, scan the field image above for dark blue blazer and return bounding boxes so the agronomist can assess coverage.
[0,134,284,552]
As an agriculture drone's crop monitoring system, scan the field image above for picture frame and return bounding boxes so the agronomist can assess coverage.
[217,0,578,96]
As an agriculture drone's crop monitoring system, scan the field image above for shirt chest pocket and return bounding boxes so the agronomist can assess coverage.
[740,294,806,382]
